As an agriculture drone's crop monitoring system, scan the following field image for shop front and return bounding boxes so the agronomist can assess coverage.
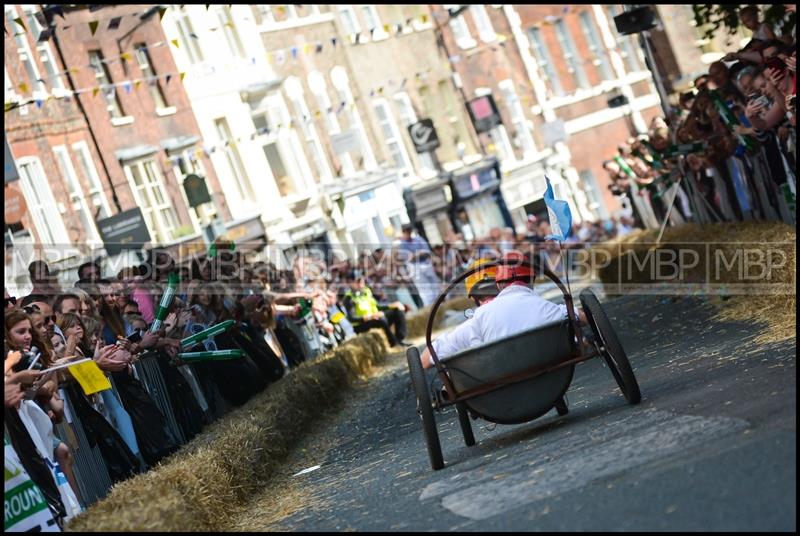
[402,176,453,245]
[404,157,514,244]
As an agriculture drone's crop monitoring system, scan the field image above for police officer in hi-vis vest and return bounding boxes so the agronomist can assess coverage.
[342,272,408,347]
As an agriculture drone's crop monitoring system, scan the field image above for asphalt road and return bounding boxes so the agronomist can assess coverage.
[234,293,796,532]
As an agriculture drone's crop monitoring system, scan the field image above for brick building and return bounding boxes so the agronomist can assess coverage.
[434,4,665,222]
[5,3,113,288]
[5,4,237,289]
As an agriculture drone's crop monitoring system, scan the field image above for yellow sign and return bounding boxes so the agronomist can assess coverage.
[68,360,112,395]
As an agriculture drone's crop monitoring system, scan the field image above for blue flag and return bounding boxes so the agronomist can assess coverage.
[543,176,572,241]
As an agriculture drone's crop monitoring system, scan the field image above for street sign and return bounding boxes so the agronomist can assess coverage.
[96,207,151,257]
[407,119,440,154]
[183,173,212,208]
[466,94,502,134]
[4,185,27,223]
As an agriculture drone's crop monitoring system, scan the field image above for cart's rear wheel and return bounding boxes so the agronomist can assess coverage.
[455,402,475,446]
[407,347,444,470]
[579,289,641,404]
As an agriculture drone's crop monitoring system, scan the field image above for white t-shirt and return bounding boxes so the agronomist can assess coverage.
[428,283,571,366]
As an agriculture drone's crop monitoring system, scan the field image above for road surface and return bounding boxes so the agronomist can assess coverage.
[233,293,796,532]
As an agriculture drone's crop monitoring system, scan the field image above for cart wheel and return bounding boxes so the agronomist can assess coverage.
[455,403,476,447]
[579,289,641,405]
[555,395,569,416]
[406,347,445,470]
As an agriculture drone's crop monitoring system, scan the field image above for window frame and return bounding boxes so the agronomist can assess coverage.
[308,72,355,176]
[554,19,590,91]
[16,156,71,245]
[445,5,477,49]
[284,77,332,183]
[214,116,256,203]
[52,145,103,244]
[134,43,169,109]
[88,49,126,118]
[579,10,614,82]
[497,79,536,157]
[393,92,437,178]
[331,66,377,171]
[469,5,497,43]
[6,6,45,95]
[71,141,112,220]
[527,27,563,97]
[337,5,361,36]
[122,158,179,244]
[21,5,65,92]
[371,98,413,172]
[174,8,205,64]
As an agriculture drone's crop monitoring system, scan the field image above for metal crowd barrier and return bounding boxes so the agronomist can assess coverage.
[132,354,186,445]
[54,387,114,508]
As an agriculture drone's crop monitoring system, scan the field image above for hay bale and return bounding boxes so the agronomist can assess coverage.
[406,297,473,340]
[591,222,796,344]
[66,332,387,532]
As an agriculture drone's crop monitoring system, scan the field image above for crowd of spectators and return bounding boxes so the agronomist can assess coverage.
[603,4,796,229]
[4,242,423,527]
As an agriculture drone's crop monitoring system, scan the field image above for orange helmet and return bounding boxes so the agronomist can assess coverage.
[464,258,499,299]
[495,251,534,284]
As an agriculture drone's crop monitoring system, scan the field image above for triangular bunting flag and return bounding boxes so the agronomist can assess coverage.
[315,42,323,53]
[166,74,173,84]
[180,72,186,82]
[304,43,313,55]
[171,38,180,48]
[108,16,122,30]
[18,82,29,94]
[383,24,390,33]
[120,52,132,62]
[89,20,99,36]
[290,47,297,59]
[35,99,44,109]
[13,17,26,32]
[159,7,167,20]
[123,82,132,94]
[420,14,429,24]
[92,87,100,97]
[38,28,53,42]
[396,23,403,34]
[134,79,142,89]
[331,37,338,47]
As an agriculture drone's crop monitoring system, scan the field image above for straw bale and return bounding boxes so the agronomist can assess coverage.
[592,222,796,344]
[66,332,387,532]
[406,297,473,340]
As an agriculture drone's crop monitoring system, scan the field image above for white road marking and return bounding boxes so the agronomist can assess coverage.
[419,410,748,520]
